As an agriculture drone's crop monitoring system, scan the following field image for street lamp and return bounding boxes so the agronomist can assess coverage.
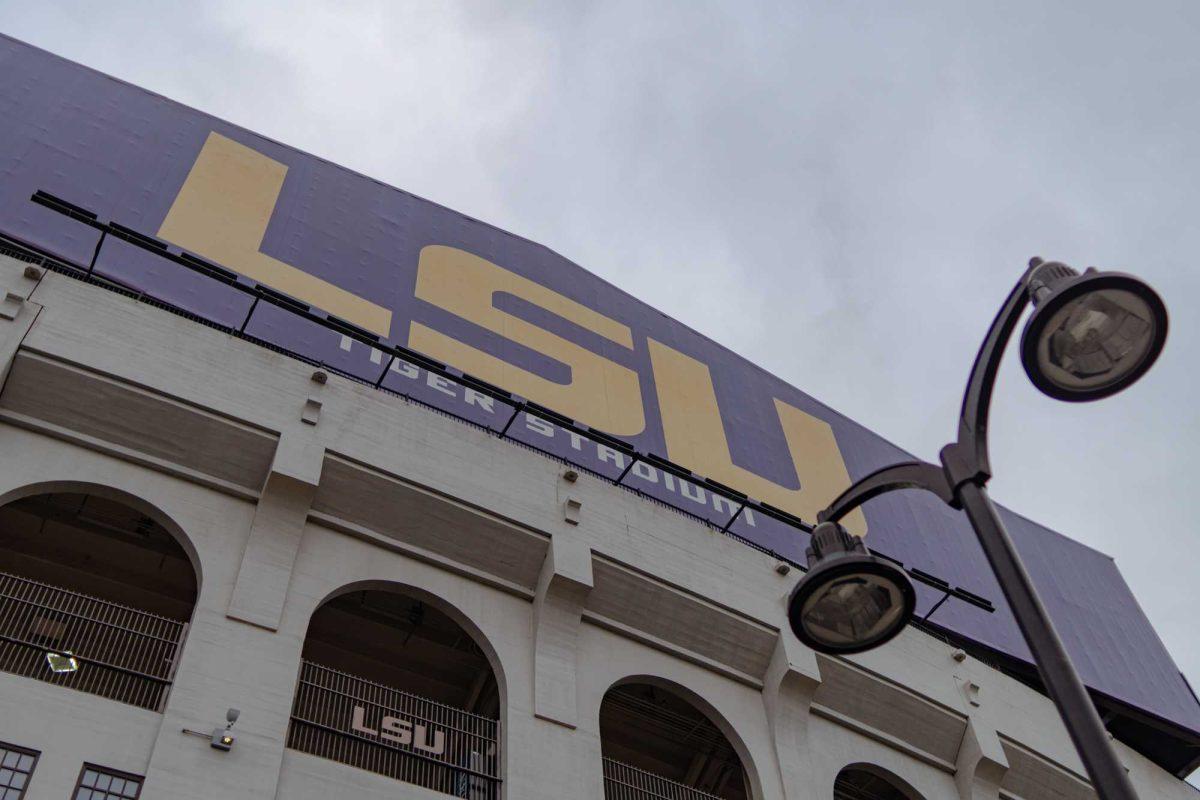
[787,520,915,655]
[787,258,1167,800]
[1020,264,1167,402]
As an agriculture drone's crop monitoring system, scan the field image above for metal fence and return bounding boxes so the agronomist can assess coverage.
[287,660,501,798]
[603,758,728,800]
[0,571,187,711]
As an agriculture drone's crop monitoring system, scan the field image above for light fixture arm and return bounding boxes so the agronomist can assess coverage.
[819,259,1044,524]
[943,257,1042,489]
[818,460,954,524]
[809,256,1142,800]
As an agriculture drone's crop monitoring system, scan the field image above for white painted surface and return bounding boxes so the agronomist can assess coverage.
[0,259,1191,800]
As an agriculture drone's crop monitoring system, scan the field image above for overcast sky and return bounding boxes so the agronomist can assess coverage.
[4,0,1198,778]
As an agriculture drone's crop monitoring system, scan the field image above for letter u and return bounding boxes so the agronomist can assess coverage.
[413,724,446,755]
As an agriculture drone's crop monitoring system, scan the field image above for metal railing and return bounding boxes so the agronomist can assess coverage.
[0,571,188,711]
[287,660,500,798]
[603,758,727,800]
[1,194,998,623]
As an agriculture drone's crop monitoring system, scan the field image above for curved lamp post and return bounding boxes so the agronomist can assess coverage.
[787,258,1167,800]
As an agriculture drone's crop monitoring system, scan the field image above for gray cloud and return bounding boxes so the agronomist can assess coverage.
[3,0,1198,779]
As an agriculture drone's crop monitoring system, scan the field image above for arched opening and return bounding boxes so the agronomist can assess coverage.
[288,585,502,799]
[0,489,198,711]
[600,680,752,800]
[833,765,924,800]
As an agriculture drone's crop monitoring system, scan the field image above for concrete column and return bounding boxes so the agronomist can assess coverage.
[763,624,823,800]
[504,703,606,800]
[531,525,593,728]
[141,589,310,800]
[501,471,601,800]
[953,673,1010,800]
[139,459,317,799]
[0,255,44,390]
[226,402,325,631]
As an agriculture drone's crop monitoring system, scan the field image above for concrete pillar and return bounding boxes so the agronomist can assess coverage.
[226,402,325,631]
[504,703,606,800]
[0,255,44,391]
[763,623,822,800]
[140,593,309,799]
[531,515,593,728]
[953,674,1009,800]
[138,398,325,797]
[139,481,314,798]
[500,470,603,800]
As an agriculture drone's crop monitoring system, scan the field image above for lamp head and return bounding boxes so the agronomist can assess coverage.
[210,728,235,751]
[1021,261,1167,402]
[211,709,240,751]
[787,522,916,655]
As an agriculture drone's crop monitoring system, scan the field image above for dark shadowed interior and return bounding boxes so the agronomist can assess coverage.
[302,589,500,719]
[0,492,196,620]
[600,682,748,799]
[833,767,919,800]
[0,491,198,710]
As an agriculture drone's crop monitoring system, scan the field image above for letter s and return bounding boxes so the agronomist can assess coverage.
[408,245,645,436]
[380,716,413,745]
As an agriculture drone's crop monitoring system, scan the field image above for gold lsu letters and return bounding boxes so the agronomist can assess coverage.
[161,132,866,536]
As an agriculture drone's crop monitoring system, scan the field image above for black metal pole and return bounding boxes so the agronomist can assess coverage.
[956,480,1138,800]
[818,260,1153,800]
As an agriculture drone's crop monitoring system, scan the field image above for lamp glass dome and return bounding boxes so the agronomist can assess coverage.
[1021,272,1167,402]
[788,556,915,655]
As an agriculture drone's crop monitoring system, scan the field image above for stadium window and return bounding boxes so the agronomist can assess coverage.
[72,765,142,800]
[0,742,39,800]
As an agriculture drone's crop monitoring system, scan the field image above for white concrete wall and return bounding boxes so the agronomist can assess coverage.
[0,258,1193,800]
[0,673,161,799]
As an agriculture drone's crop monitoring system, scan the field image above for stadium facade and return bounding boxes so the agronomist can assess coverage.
[0,33,1196,800]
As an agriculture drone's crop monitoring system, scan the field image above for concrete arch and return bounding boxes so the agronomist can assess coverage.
[834,762,928,800]
[296,578,510,792]
[601,673,766,800]
[0,478,204,599]
[303,578,509,713]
